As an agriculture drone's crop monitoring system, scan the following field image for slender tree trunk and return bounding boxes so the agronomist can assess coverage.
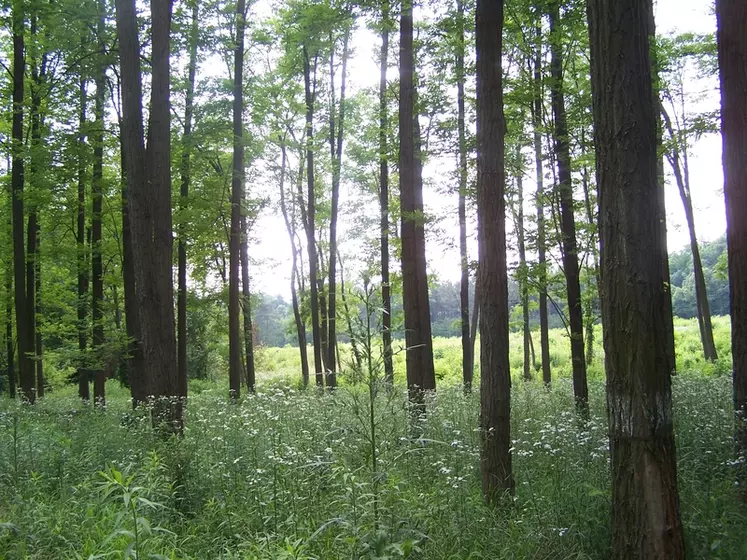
[715,0,747,482]
[92,24,106,405]
[470,273,479,371]
[400,0,436,407]
[228,0,246,400]
[580,147,600,367]
[11,3,33,403]
[587,0,685,555]
[34,226,43,398]
[379,0,394,387]
[515,166,531,382]
[660,105,717,361]
[532,22,551,386]
[5,257,15,399]
[549,3,587,411]
[476,0,513,503]
[303,48,324,387]
[240,225,255,393]
[178,1,199,399]
[456,0,473,392]
[77,78,90,402]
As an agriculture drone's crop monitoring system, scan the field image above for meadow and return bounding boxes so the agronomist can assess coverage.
[0,317,744,559]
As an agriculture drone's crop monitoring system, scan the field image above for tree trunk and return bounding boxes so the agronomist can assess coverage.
[715,0,747,481]
[514,164,531,382]
[116,0,180,430]
[11,3,33,403]
[229,0,246,400]
[92,24,106,405]
[5,256,15,399]
[178,1,199,399]
[470,272,479,372]
[302,47,324,388]
[77,78,90,402]
[549,3,587,412]
[580,147,600,367]
[456,0,473,392]
[660,105,717,362]
[476,0,513,503]
[587,0,685,555]
[532,21,551,387]
[379,0,394,387]
[34,225,43,398]
[400,0,436,407]
[240,221,255,393]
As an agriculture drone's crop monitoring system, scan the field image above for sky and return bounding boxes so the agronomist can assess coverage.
[246,0,723,298]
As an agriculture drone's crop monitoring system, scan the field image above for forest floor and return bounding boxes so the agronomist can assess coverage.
[1,321,745,559]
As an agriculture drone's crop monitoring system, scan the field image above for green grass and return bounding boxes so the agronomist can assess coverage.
[0,318,744,559]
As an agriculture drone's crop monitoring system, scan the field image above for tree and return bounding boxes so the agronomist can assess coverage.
[399,0,436,405]
[587,0,685,555]
[115,0,180,428]
[76,77,90,403]
[715,0,747,479]
[548,0,587,411]
[476,0,513,503]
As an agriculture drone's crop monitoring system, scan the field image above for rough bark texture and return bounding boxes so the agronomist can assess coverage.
[178,1,199,400]
[11,3,33,403]
[715,0,747,479]
[229,0,246,400]
[549,3,587,411]
[456,0,473,392]
[476,0,513,503]
[379,0,394,387]
[77,79,90,402]
[399,0,436,404]
[532,22,551,386]
[303,47,324,387]
[587,0,685,556]
[116,0,180,428]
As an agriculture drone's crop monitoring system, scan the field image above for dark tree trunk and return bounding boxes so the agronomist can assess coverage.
[11,3,33,403]
[379,0,394,387]
[549,3,587,411]
[116,0,180,429]
[240,222,255,393]
[470,272,479,371]
[229,0,246,400]
[178,1,199,399]
[514,166,531,382]
[5,257,15,399]
[400,0,436,405]
[92,29,106,406]
[715,0,747,481]
[326,27,350,390]
[660,105,718,362]
[587,0,685,556]
[532,21,551,386]
[302,47,324,388]
[456,0,473,392]
[77,78,90,402]
[476,0,513,503]
[580,146,600,366]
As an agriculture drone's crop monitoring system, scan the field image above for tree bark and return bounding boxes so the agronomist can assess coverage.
[240,220,256,393]
[229,0,246,400]
[531,20,551,387]
[379,0,394,387]
[178,1,199,400]
[456,0,473,392]
[514,163,531,382]
[400,0,436,405]
[715,0,747,482]
[77,78,90,402]
[549,2,587,411]
[587,0,685,555]
[476,0,513,503]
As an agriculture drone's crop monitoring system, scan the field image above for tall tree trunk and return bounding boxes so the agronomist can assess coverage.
[92,21,106,405]
[587,0,685,555]
[400,0,436,407]
[229,0,246,400]
[470,272,479,371]
[379,0,394,387]
[5,255,15,399]
[715,0,747,482]
[11,3,33,403]
[515,165,531,382]
[302,47,324,388]
[531,21,551,387]
[178,1,199,400]
[476,0,513,503]
[34,226,43,398]
[580,144,600,367]
[77,78,90,402]
[116,0,180,429]
[549,2,587,411]
[327,27,351,390]
[660,105,717,361]
[240,222,255,393]
[456,0,473,392]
